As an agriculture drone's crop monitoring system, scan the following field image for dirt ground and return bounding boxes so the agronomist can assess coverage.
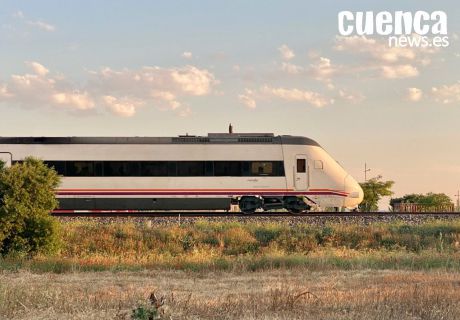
[1,268,460,319]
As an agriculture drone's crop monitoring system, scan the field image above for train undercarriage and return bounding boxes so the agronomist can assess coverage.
[237,196,311,214]
[56,195,312,214]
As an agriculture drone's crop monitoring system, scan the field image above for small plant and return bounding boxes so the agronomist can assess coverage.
[131,292,167,320]
[269,285,318,311]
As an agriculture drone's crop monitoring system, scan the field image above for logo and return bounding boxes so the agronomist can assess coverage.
[338,11,449,47]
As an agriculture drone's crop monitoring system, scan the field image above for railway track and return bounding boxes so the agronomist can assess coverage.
[51,211,460,218]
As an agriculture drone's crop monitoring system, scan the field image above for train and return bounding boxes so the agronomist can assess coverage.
[0,130,363,214]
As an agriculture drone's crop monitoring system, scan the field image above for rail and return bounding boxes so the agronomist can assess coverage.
[51,211,460,218]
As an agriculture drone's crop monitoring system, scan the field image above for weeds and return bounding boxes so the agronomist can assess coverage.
[131,292,168,320]
[2,219,460,272]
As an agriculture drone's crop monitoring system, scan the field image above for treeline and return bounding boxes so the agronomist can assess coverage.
[359,175,455,212]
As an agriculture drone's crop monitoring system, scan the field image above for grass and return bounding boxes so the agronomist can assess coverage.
[2,218,460,272]
[1,269,460,319]
[2,219,460,319]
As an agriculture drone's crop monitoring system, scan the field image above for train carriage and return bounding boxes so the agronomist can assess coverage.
[0,132,363,213]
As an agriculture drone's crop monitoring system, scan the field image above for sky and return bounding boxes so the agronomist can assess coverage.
[0,1,459,208]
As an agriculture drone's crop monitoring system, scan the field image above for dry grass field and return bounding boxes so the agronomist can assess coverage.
[2,219,460,319]
[1,269,460,319]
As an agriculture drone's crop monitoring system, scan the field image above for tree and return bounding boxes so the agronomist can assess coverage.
[358,175,394,212]
[0,157,61,256]
[390,193,454,211]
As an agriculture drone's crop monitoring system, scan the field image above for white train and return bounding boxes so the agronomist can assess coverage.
[0,131,363,213]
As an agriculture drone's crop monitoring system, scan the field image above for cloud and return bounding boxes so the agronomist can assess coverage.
[278,44,295,61]
[333,35,437,79]
[102,95,142,117]
[0,62,217,117]
[337,89,365,104]
[171,66,215,95]
[406,87,423,102]
[1,66,96,112]
[0,85,11,98]
[238,82,337,109]
[238,89,257,109]
[53,91,95,110]
[260,85,333,108]
[13,11,24,19]
[431,82,460,104]
[280,56,341,83]
[151,90,181,110]
[7,73,95,111]
[90,65,216,97]
[27,20,55,32]
[182,51,193,59]
[310,57,339,82]
[177,106,192,117]
[381,65,419,79]
[26,61,49,76]
[13,10,56,32]
[281,62,304,75]
[335,36,416,63]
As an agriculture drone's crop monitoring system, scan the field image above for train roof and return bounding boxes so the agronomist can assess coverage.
[0,133,320,146]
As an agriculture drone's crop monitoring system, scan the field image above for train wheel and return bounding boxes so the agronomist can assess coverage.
[287,208,306,215]
[283,196,310,214]
[239,196,262,215]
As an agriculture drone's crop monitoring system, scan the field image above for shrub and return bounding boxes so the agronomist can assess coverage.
[0,158,61,256]
[222,227,258,255]
[131,305,160,320]
[253,226,282,245]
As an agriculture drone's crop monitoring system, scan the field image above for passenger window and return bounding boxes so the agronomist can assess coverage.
[177,161,205,176]
[214,161,242,176]
[67,161,94,176]
[94,161,104,176]
[141,161,168,176]
[314,160,323,170]
[45,161,66,175]
[104,161,132,176]
[251,162,273,175]
[296,159,306,173]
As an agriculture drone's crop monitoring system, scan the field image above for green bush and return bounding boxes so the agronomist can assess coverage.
[131,305,160,320]
[253,226,282,245]
[0,157,61,256]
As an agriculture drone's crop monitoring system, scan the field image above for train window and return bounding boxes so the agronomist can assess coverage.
[297,159,306,173]
[177,161,205,176]
[67,161,94,176]
[276,162,285,176]
[44,161,66,175]
[141,161,168,176]
[241,161,251,176]
[205,161,214,176]
[168,162,177,176]
[214,161,242,176]
[251,162,273,175]
[314,160,323,170]
[94,161,104,176]
[104,161,137,176]
[127,162,140,176]
[39,160,285,177]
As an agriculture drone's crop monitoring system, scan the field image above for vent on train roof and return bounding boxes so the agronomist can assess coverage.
[237,137,274,143]
[172,137,210,143]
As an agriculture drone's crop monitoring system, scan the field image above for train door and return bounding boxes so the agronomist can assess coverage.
[0,152,12,167]
[294,155,308,190]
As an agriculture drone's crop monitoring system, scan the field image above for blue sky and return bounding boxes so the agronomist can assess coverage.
[1,1,460,207]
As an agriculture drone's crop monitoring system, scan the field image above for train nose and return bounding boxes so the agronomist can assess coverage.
[344,175,364,208]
